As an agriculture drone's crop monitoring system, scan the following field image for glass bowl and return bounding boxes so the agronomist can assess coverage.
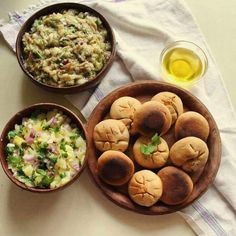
[160,40,208,87]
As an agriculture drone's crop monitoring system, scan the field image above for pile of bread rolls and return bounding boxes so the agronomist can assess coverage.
[93,92,210,207]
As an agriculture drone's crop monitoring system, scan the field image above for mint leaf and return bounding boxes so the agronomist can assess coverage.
[140,144,149,155]
[146,145,157,153]
[151,133,160,145]
[140,133,161,156]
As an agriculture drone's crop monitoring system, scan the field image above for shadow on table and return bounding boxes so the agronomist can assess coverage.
[19,74,66,106]
[80,169,183,233]
[6,183,60,226]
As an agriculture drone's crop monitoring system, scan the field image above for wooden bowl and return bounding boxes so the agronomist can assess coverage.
[16,3,116,94]
[0,103,88,193]
[87,81,221,214]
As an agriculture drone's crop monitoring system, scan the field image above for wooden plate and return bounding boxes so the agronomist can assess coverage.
[87,81,221,214]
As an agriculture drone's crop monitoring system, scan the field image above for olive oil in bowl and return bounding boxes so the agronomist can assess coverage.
[160,41,208,86]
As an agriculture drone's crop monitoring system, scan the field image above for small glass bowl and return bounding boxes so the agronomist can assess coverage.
[160,40,208,87]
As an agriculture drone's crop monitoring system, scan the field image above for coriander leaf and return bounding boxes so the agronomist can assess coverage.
[60,142,66,151]
[19,148,24,156]
[7,156,21,168]
[37,169,46,176]
[54,127,60,133]
[62,152,68,158]
[5,146,14,155]
[7,131,16,140]
[41,175,53,187]
[60,173,66,179]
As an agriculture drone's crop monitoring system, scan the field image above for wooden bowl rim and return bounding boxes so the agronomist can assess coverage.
[0,102,88,193]
[15,2,116,94]
[86,80,221,214]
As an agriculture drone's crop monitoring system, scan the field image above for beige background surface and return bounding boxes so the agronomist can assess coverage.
[0,0,235,236]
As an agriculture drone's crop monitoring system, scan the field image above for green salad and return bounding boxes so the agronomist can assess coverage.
[22,9,111,87]
[6,109,86,189]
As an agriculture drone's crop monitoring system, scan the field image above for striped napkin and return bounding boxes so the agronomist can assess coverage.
[1,0,236,235]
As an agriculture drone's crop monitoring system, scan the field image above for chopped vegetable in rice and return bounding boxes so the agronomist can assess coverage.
[6,109,86,189]
[22,10,111,87]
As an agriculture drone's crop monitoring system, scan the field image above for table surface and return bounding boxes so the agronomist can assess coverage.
[0,1,235,236]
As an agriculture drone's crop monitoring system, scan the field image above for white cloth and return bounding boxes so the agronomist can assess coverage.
[1,0,236,235]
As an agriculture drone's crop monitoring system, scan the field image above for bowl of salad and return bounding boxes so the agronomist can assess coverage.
[16,3,116,93]
[0,103,88,192]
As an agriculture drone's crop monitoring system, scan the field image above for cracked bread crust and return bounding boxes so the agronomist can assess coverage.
[128,170,163,207]
[158,166,193,205]
[93,119,129,152]
[110,96,141,130]
[151,92,183,125]
[132,101,172,136]
[133,136,169,169]
[170,136,209,172]
[175,111,210,141]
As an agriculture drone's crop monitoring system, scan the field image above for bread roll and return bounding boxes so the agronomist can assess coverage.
[97,150,134,186]
[133,136,169,169]
[170,136,209,172]
[110,96,141,130]
[93,119,129,152]
[128,170,163,207]
[175,111,210,141]
[158,166,193,205]
[151,92,183,125]
[132,101,172,136]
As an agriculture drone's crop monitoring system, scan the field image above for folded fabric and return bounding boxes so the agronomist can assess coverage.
[1,0,236,235]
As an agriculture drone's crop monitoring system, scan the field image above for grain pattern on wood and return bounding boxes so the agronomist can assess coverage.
[86,81,221,215]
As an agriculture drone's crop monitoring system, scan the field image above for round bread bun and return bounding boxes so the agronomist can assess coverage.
[151,92,183,125]
[93,119,129,152]
[97,150,134,186]
[132,101,172,136]
[110,96,141,130]
[158,166,193,205]
[133,136,169,169]
[170,137,209,172]
[175,111,210,141]
[128,170,163,207]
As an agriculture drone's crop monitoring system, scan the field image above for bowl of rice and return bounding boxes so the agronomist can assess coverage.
[16,3,116,93]
[0,103,88,192]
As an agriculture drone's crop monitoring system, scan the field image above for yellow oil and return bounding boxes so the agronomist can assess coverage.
[162,48,203,84]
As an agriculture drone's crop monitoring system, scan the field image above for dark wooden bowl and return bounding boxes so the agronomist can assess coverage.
[16,3,116,94]
[0,103,88,193]
[87,81,221,214]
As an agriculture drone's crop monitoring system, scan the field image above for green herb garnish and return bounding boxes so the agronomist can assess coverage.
[32,49,42,59]
[62,152,68,158]
[7,156,22,168]
[5,146,15,155]
[60,140,66,151]
[140,133,161,156]
[60,173,66,179]
[54,127,60,133]
[7,131,16,140]
[41,175,53,187]
[37,169,46,175]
